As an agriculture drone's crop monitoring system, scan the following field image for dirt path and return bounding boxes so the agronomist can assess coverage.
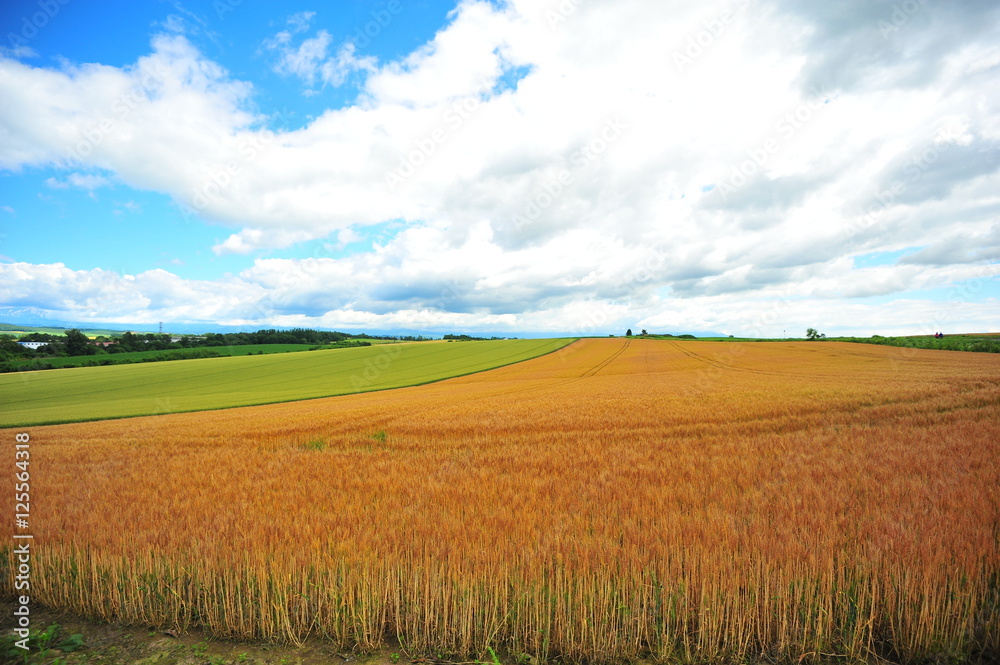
[1,598,410,665]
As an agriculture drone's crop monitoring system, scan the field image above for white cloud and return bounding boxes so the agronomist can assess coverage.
[1,1,999,333]
[335,227,362,249]
[286,11,316,35]
[212,228,315,256]
[262,13,377,90]
[1,257,996,336]
[46,173,111,190]
[362,0,518,106]
[267,28,332,84]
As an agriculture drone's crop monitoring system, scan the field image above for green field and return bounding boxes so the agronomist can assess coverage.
[641,332,1000,352]
[1,344,322,372]
[836,333,1000,353]
[0,338,574,427]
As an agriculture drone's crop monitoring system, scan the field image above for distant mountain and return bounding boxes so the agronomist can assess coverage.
[0,312,728,340]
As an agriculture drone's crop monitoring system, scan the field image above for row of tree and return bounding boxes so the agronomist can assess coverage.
[1,328,396,361]
[625,328,827,339]
[443,334,508,341]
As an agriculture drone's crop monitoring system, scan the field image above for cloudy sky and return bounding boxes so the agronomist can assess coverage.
[1,0,998,337]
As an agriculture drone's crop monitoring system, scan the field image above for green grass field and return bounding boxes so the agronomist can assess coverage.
[2,344,321,371]
[0,338,574,427]
[835,333,1000,353]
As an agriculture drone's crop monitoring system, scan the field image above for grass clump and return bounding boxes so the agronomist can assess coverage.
[301,438,327,451]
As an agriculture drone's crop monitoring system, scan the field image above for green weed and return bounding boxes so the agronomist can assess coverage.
[302,438,327,451]
[0,623,84,664]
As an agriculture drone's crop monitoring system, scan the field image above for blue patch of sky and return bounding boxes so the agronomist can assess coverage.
[281,219,408,263]
[916,279,1000,302]
[2,0,168,68]
[3,1,461,131]
[1,1,459,279]
[0,165,414,279]
[840,278,1000,308]
[852,248,920,268]
[0,169,257,279]
[493,64,532,94]
[238,1,460,125]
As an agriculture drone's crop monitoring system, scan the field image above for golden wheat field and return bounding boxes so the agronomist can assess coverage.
[3,338,999,664]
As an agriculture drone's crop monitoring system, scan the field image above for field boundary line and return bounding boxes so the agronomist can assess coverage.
[0,338,579,429]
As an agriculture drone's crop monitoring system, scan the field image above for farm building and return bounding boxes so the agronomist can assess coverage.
[18,341,48,350]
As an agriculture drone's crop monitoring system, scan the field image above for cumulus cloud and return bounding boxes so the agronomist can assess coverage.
[776,1,1000,95]
[2,257,996,337]
[900,224,1000,266]
[0,0,998,333]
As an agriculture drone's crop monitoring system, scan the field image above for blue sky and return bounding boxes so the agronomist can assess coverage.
[1,0,455,281]
[1,0,998,336]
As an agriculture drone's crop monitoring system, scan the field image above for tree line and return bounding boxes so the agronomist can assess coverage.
[0,328,393,362]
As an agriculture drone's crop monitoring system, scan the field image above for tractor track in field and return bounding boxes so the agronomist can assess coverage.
[666,340,732,371]
[580,338,631,377]
[665,340,811,378]
[456,338,634,401]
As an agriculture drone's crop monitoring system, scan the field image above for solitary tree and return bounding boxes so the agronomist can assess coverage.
[805,328,826,340]
[626,328,633,337]
[64,328,93,356]
[641,329,648,336]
